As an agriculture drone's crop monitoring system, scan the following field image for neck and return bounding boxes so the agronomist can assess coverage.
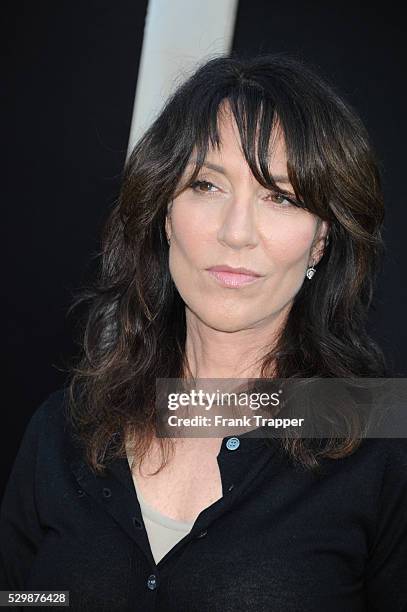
[183,306,289,380]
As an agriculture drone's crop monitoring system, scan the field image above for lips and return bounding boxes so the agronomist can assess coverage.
[206,265,264,288]
[208,265,262,276]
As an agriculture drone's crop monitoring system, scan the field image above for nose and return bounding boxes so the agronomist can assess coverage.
[217,196,259,250]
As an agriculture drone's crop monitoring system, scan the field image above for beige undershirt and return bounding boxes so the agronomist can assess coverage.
[132,474,195,564]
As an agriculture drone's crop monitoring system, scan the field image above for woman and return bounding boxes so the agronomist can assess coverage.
[1,54,406,611]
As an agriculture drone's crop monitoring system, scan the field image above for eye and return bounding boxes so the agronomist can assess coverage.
[265,190,298,208]
[190,180,219,194]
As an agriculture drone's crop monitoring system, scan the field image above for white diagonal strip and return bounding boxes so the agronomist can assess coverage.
[127,0,239,158]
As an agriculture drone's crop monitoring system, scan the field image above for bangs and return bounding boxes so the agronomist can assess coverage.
[173,83,318,212]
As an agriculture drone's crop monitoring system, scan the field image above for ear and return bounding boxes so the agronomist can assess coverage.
[165,201,173,243]
[309,220,330,266]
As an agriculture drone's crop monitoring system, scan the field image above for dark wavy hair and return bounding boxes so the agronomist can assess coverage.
[64,53,389,475]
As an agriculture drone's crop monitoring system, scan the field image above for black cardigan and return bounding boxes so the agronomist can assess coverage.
[1,388,406,611]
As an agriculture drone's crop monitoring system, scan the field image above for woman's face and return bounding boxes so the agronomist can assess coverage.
[166,108,329,334]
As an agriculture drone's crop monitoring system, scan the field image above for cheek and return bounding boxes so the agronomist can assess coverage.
[261,214,317,267]
[170,204,211,261]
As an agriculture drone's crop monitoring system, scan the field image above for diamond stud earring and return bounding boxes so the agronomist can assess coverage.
[306,264,316,280]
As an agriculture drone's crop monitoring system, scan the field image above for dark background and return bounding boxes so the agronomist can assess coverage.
[2,1,406,496]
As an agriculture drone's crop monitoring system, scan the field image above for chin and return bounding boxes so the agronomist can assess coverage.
[195,311,256,333]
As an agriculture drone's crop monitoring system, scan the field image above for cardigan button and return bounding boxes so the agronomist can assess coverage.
[226,437,240,450]
[147,574,158,590]
[102,487,112,499]
[132,516,143,529]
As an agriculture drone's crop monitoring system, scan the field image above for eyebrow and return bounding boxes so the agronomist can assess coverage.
[188,160,291,184]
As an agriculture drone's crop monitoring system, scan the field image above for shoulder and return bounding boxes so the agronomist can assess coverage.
[18,387,78,467]
[2,387,72,515]
[309,437,407,513]
[325,437,407,489]
[23,387,70,439]
[354,437,407,470]
[362,438,407,606]
[362,438,407,503]
[324,437,407,470]
[329,438,407,522]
